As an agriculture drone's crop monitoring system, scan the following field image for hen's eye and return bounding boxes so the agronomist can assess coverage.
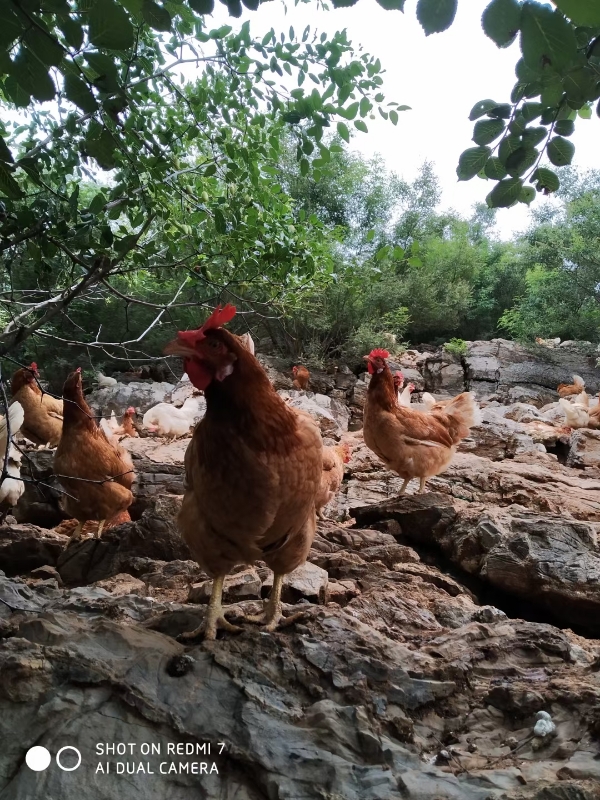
[207,339,220,349]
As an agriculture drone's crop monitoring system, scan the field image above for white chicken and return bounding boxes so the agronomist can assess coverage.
[0,402,25,509]
[142,396,204,439]
[397,382,415,407]
[97,372,117,388]
[559,395,589,429]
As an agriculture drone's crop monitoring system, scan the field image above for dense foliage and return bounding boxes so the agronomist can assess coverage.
[0,0,599,379]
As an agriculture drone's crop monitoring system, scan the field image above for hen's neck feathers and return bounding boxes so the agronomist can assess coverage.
[367,365,397,411]
[63,382,96,432]
[204,335,297,444]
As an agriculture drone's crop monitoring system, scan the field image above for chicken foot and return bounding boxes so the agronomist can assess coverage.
[95,520,106,539]
[245,573,285,631]
[398,478,410,496]
[179,575,242,642]
[418,477,427,494]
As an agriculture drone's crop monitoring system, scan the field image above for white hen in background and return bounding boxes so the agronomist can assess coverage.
[142,396,204,439]
[97,372,117,387]
[0,402,26,509]
[397,382,415,407]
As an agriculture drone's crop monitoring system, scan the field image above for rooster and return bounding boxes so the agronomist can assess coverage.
[54,369,134,539]
[11,363,63,447]
[163,304,323,640]
[292,365,310,390]
[363,348,480,495]
[557,374,585,398]
[316,442,352,520]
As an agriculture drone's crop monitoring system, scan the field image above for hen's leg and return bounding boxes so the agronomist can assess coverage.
[418,477,427,494]
[95,520,106,539]
[179,575,242,642]
[398,478,410,496]
[246,573,284,631]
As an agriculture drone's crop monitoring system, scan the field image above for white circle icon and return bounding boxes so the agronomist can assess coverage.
[25,746,51,771]
[56,746,82,771]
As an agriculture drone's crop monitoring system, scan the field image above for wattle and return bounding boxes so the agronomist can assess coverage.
[185,359,212,391]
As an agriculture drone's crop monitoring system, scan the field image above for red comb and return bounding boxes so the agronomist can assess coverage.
[76,367,81,373]
[369,348,389,360]
[29,362,38,371]
[198,303,236,335]
[395,370,403,377]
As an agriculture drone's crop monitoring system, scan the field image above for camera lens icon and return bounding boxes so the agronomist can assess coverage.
[25,745,82,772]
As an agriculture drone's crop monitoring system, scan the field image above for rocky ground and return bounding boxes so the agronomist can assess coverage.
[1,339,600,799]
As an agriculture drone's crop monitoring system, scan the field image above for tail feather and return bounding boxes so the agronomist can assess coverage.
[422,392,436,411]
[573,374,584,387]
[442,391,482,430]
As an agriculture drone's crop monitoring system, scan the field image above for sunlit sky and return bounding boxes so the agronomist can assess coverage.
[204,0,599,239]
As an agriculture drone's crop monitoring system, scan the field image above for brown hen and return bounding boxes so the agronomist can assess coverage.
[363,348,480,495]
[11,363,63,447]
[164,304,323,640]
[54,369,134,538]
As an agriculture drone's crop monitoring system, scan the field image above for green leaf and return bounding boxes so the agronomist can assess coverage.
[13,49,56,101]
[469,99,501,121]
[84,53,120,92]
[554,119,575,135]
[89,1,135,49]
[189,0,215,12]
[64,74,98,113]
[457,146,492,181]
[578,104,592,119]
[89,192,107,214]
[484,157,508,179]
[0,162,23,199]
[498,135,522,164]
[60,18,84,49]
[520,2,578,74]
[213,208,227,234]
[416,0,458,35]
[532,166,560,193]
[227,0,243,17]
[300,158,309,176]
[203,163,217,177]
[376,245,390,262]
[142,0,172,31]
[521,101,544,121]
[408,257,422,268]
[505,146,538,177]
[551,1,600,26]
[482,0,521,48]
[393,246,405,259]
[24,29,64,67]
[366,229,375,242]
[563,66,597,104]
[487,177,523,208]
[337,121,350,142]
[0,136,13,164]
[354,120,368,133]
[487,103,512,119]
[333,0,360,7]
[375,0,406,8]
[547,135,575,165]
[519,185,536,204]
[521,126,548,146]
[85,124,118,170]
[472,118,505,145]
[389,110,399,125]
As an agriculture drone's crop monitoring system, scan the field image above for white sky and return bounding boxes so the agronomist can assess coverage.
[206,0,599,239]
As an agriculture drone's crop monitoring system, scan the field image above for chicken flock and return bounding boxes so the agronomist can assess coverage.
[0,311,593,642]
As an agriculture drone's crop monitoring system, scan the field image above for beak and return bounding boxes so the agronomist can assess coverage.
[163,338,197,358]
